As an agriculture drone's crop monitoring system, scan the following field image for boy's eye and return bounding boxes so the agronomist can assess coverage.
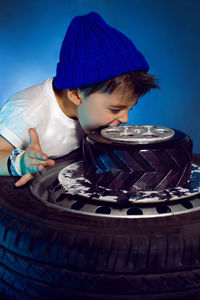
[110,109,121,114]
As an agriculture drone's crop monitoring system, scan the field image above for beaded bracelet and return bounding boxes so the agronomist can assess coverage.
[8,149,25,177]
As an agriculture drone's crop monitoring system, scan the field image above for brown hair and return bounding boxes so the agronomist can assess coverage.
[77,70,159,98]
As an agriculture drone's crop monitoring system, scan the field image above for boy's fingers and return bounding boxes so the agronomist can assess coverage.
[29,161,55,172]
[15,173,36,187]
[29,159,55,169]
[15,161,56,187]
[27,151,48,161]
[45,159,56,167]
[28,128,43,152]
[28,164,45,174]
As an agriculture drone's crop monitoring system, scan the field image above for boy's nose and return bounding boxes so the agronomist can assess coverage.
[118,111,129,124]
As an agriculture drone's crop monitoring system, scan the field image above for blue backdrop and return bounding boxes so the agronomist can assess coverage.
[0,0,199,153]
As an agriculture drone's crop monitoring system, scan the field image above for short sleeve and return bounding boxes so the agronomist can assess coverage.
[0,97,30,149]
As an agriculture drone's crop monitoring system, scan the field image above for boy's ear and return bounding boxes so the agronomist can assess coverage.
[67,89,83,106]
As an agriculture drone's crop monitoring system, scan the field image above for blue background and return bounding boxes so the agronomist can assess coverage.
[0,0,199,153]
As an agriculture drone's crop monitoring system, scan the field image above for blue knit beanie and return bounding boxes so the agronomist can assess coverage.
[54,12,149,89]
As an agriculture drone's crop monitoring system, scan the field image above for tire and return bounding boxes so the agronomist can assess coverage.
[0,149,200,299]
[83,129,193,191]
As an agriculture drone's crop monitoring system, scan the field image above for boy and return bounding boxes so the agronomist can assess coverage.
[0,12,159,187]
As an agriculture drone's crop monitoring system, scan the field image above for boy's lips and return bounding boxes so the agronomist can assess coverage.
[88,124,120,135]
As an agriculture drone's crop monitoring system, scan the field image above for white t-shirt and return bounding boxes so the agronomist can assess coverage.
[0,78,85,158]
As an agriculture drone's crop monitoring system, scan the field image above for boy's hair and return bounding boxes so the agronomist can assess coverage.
[77,71,159,98]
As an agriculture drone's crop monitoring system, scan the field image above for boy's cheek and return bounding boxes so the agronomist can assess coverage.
[79,110,113,131]
[81,120,106,133]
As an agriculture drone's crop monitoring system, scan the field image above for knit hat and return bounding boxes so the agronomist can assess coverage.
[54,12,149,89]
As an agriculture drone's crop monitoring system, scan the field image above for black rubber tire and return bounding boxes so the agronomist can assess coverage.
[83,129,193,191]
[0,150,200,299]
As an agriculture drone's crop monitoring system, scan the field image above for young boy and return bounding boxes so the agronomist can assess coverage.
[0,12,159,187]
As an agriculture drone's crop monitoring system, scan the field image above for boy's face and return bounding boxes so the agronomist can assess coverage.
[77,88,139,133]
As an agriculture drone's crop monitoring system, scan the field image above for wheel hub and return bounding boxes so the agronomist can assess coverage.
[101,125,175,144]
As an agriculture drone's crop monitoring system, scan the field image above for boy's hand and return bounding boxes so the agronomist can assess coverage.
[15,128,55,187]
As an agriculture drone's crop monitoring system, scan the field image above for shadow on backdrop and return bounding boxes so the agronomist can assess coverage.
[0,0,199,152]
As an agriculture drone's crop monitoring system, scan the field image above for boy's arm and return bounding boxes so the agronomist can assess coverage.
[0,128,55,186]
[0,137,15,175]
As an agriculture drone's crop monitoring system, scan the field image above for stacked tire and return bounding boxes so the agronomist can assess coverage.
[83,129,193,191]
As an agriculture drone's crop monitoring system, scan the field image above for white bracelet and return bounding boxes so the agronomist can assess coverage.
[14,151,25,176]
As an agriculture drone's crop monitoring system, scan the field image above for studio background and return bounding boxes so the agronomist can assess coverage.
[0,0,199,153]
